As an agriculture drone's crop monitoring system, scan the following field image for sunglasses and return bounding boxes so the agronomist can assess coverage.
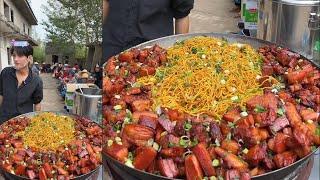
[11,40,29,47]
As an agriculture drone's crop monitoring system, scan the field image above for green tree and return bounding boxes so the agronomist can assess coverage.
[33,42,45,63]
[42,0,102,61]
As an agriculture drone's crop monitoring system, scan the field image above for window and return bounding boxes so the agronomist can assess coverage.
[23,24,26,33]
[4,2,9,20]
[28,28,30,35]
[10,9,14,23]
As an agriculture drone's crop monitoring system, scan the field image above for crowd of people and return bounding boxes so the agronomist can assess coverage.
[50,63,102,98]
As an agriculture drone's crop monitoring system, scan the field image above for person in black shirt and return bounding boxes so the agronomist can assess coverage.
[103,0,194,61]
[0,42,43,123]
[93,65,102,89]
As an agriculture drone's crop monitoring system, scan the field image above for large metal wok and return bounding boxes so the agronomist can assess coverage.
[103,33,320,180]
[0,111,102,180]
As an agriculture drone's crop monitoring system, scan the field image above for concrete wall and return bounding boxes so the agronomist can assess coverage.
[0,0,34,70]
[0,0,3,15]
[2,0,33,35]
[0,36,13,70]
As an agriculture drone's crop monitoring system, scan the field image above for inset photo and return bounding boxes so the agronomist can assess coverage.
[102,0,320,180]
[0,0,103,179]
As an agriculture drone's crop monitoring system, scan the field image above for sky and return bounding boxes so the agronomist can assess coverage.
[30,0,48,40]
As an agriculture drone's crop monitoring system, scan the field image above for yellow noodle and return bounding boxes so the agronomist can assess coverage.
[16,112,75,151]
[138,36,268,119]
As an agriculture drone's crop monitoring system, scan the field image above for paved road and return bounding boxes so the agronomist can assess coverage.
[40,73,65,112]
[190,0,240,33]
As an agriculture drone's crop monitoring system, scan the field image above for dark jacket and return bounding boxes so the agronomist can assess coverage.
[103,0,194,61]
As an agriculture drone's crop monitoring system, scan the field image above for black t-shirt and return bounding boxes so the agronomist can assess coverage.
[94,71,103,89]
[0,67,43,123]
[103,0,194,61]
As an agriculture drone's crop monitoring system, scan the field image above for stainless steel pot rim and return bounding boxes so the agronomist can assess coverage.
[102,32,320,179]
[272,0,320,6]
[0,111,102,180]
[74,91,102,98]
[103,147,319,180]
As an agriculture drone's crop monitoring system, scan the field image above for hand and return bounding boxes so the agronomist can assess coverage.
[175,16,190,34]
[34,103,41,111]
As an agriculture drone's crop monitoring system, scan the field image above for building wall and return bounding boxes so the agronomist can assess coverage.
[0,0,3,15]
[2,0,33,35]
[0,36,13,69]
[45,54,52,64]
[0,0,34,70]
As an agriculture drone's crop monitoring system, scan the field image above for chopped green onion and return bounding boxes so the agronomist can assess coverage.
[271,88,278,94]
[242,148,249,154]
[114,105,122,111]
[215,138,220,147]
[180,136,190,148]
[277,107,285,117]
[107,140,113,147]
[231,96,240,102]
[155,69,165,81]
[126,109,132,118]
[220,79,226,85]
[155,106,162,115]
[215,63,222,74]
[227,122,235,129]
[254,105,266,113]
[240,111,248,117]
[115,137,122,144]
[168,142,175,147]
[123,117,131,124]
[132,82,141,88]
[209,176,217,180]
[203,122,210,132]
[124,70,129,76]
[147,139,154,147]
[184,122,192,131]
[191,47,198,54]
[152,142,160,151]
[307,119,314,124]
[113,123,122,132]
[218,176,224,180]
[115,68,120,75]
[183,150,192,158]
[128,152,134,161]
[190,138,199,147]
[240,106,247,112]
[125,159,134,168]
[311,146,317,152]
[212,159,220,167]
[315,127,320,136]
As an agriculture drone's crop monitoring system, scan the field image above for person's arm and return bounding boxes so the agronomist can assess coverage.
[103,0,109,22]
[175,16,190,34]
[34,103,41,111]
[32,78,43,111]
[0,96,3,107]
[171,0,194,34]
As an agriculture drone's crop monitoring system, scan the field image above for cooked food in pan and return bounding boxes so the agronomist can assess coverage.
[103,36,320,180]
[0,112,102,179]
